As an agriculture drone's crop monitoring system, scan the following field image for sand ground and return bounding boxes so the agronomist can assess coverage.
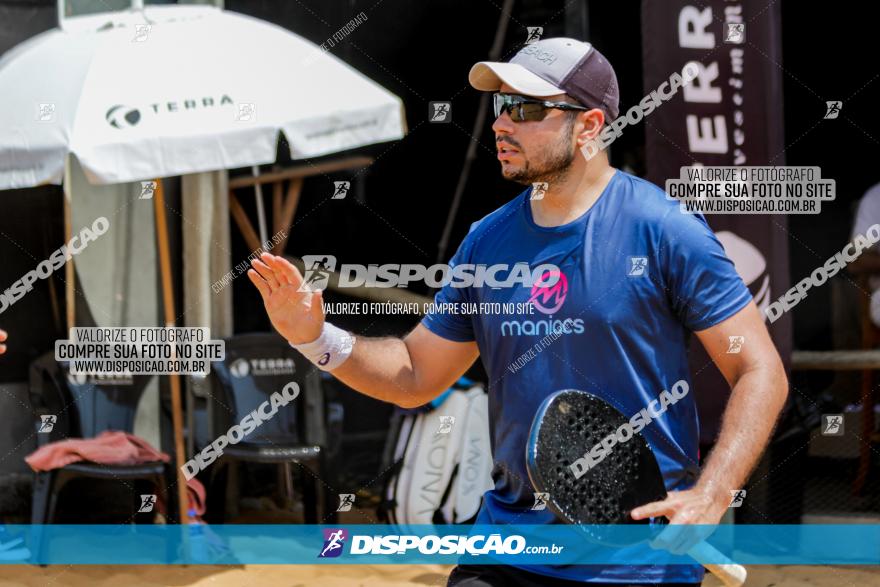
[0,565,878,586]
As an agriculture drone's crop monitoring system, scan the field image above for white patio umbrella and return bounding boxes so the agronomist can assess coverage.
[0,4,405,188]
[0,4,406,527]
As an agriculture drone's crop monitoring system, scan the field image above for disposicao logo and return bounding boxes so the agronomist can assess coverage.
[319,528,348,558]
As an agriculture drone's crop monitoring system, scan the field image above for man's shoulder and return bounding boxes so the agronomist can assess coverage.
[443,189,527,263]
[612,170,698,225]
[616,169,665,194]
[607,171,719,249]
[463,189,528,238]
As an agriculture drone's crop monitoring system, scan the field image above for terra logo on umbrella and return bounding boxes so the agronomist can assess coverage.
[105,95,235,129]
[105,104,141,128]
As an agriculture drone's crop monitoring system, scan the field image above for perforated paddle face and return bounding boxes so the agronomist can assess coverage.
[526,390,667,528]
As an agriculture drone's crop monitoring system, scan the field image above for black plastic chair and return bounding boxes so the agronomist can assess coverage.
[207,332,336,523]
[28,352,171,560]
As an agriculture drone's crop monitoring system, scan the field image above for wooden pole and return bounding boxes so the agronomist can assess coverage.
[272,180,283,237]
[152,179,191,526]
[792,350,880,370]
[229,191,261,252]
[63,156,74,333]
[251,166,268,246]
[276,178,303,254]
[226,156,372,189]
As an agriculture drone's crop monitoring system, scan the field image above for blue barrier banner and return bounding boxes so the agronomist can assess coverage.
[4,524,880,565]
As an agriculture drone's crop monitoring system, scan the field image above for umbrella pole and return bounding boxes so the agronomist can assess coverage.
[252,166,268,246]
[437,0,514,264]
[63,155,74,332]
[152,179,191,527]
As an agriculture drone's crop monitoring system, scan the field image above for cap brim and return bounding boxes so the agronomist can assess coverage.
[468,62,564,97]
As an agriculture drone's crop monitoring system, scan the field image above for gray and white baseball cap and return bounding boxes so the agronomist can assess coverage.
[469,37,620,120]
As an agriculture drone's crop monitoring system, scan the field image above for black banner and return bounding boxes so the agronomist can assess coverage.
[640,1,791,446]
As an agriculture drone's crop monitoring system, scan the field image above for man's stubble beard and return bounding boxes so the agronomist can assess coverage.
[504,115,578,186]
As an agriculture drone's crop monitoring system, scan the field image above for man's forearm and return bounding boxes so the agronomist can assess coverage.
[329,335,428,408]
[696,365,788,500]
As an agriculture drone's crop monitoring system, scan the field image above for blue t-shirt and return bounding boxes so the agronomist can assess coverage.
[421,170,752,583]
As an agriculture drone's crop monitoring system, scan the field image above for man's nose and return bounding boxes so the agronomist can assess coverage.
[491,109,515,134]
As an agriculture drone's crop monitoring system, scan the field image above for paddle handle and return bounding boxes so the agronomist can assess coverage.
[687,541,747,587]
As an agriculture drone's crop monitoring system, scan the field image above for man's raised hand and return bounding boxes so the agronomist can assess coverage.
[247,253,324,344]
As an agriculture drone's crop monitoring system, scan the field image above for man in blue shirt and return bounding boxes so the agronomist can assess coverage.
[249,37,787,586]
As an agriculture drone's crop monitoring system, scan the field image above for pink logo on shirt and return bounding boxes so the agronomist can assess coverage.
[528,269,568,314]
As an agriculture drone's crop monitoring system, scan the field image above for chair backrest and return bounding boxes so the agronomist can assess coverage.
[28,351,152,440]
[857,275,880,348]
[210,332,322,446]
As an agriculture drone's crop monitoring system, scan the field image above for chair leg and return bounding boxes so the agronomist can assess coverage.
[206,459,229,523]
[31,471,52,525]
[299,462,319,524]
[318,457,338,524]
[45,478,65,528]
[31,471,53,565]
[40,470,72,564]
[321,478,337,523]
[854,369,875,495]
[224,460,240,521]
[279,462,295,511]
[856,278,877,496]
[155,473,176,564]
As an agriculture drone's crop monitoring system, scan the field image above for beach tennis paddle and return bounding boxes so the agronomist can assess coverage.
[525,389,747,587]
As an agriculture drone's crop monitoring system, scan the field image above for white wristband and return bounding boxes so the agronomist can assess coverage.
[290,322,355,371]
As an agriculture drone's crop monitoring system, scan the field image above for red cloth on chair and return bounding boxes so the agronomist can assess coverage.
[25,430,207,518]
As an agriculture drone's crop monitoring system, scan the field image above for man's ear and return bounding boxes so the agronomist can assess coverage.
[576,109,608,161]
[577,108,606,144]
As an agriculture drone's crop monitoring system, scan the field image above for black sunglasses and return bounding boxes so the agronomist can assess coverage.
[492,92,589,122]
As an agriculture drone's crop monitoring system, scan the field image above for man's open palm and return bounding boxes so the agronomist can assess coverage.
[247,253,324,344]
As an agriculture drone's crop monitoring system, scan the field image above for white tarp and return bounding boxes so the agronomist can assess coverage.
[62,164,235,455]
[68,156,162,448]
